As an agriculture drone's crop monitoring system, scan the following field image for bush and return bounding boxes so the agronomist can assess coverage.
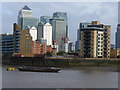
[57,51,66,56]
[45,52,53,56]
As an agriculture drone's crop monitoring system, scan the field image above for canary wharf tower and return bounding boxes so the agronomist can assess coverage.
[18,5,39,29]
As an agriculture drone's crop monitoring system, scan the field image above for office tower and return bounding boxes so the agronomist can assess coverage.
[68,42,75,53]
[116,24,120,49]
[75,41,80,52]
[0,33,14,56]
[40,16,52,24]
[61,37,69,52]
[53,12,68,37]
[50,12,68,51]
[80,21,111,58]
[18,5,39,30]
[37,22,52,46]
[118,2,120,24]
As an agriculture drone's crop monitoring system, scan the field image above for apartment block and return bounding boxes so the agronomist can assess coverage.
[80,21,111,58]
[13,23,47,57]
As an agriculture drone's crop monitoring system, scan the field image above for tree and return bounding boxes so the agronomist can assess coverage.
[77,49,80,52]
[70,50,74,53]
[57,51,66,56]
[45,52,53,56]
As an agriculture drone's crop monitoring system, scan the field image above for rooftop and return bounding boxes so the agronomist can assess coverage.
[22,5,31,10]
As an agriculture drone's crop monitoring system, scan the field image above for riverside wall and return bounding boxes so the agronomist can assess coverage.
[2,57,120,67]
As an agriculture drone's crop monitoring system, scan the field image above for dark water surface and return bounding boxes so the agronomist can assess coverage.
[2,66,119,88]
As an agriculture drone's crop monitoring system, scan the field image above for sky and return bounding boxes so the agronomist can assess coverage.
[1,2,118,44]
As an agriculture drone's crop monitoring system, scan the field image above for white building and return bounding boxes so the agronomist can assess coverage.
[29,26,37,41]
[38,22,52,46]
[52,40,59,53]
[61,37,69,52]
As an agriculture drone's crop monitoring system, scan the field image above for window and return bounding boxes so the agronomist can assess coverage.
[25,47,29,48]
[26,37,29,39]
[98,34,100,36]
[25,43,29,45]
[25,40,29,42]
[25,50,29,51]
[25,34,29,36]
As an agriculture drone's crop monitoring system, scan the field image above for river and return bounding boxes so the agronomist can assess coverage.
[2,65,119,88]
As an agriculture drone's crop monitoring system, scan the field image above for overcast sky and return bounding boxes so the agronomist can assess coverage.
[2,2,118,44]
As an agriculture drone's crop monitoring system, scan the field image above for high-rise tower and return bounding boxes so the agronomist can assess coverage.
[116,24,120,49]
[50,12,68,51]
[18,5,39,30]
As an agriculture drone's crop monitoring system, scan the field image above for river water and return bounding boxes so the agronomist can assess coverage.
[2,66,119,88]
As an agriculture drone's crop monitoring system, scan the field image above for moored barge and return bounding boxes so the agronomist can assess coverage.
[18,66,61,72]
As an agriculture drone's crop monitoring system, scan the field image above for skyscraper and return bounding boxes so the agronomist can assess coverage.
[80,21,111,58]
[50,12,68,51]
[37,22,52,46]
[116,2,120,49]
[18,5,39,30]
[53,12,68,38]
[40,16,52,24]
[116,24,120,49]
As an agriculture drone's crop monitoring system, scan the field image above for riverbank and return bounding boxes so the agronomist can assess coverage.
[2,57,120,67]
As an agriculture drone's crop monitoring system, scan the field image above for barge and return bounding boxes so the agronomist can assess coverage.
[18,66,61,72]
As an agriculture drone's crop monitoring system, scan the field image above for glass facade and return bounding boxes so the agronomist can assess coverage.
[53,12,67,21]
[116,24,120,49]
[20,17,39,30]
[50,12,68,51]
[18,5,39,30]
[40,16,52,24]
[0,34,14,54]
[50,18,67,51]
